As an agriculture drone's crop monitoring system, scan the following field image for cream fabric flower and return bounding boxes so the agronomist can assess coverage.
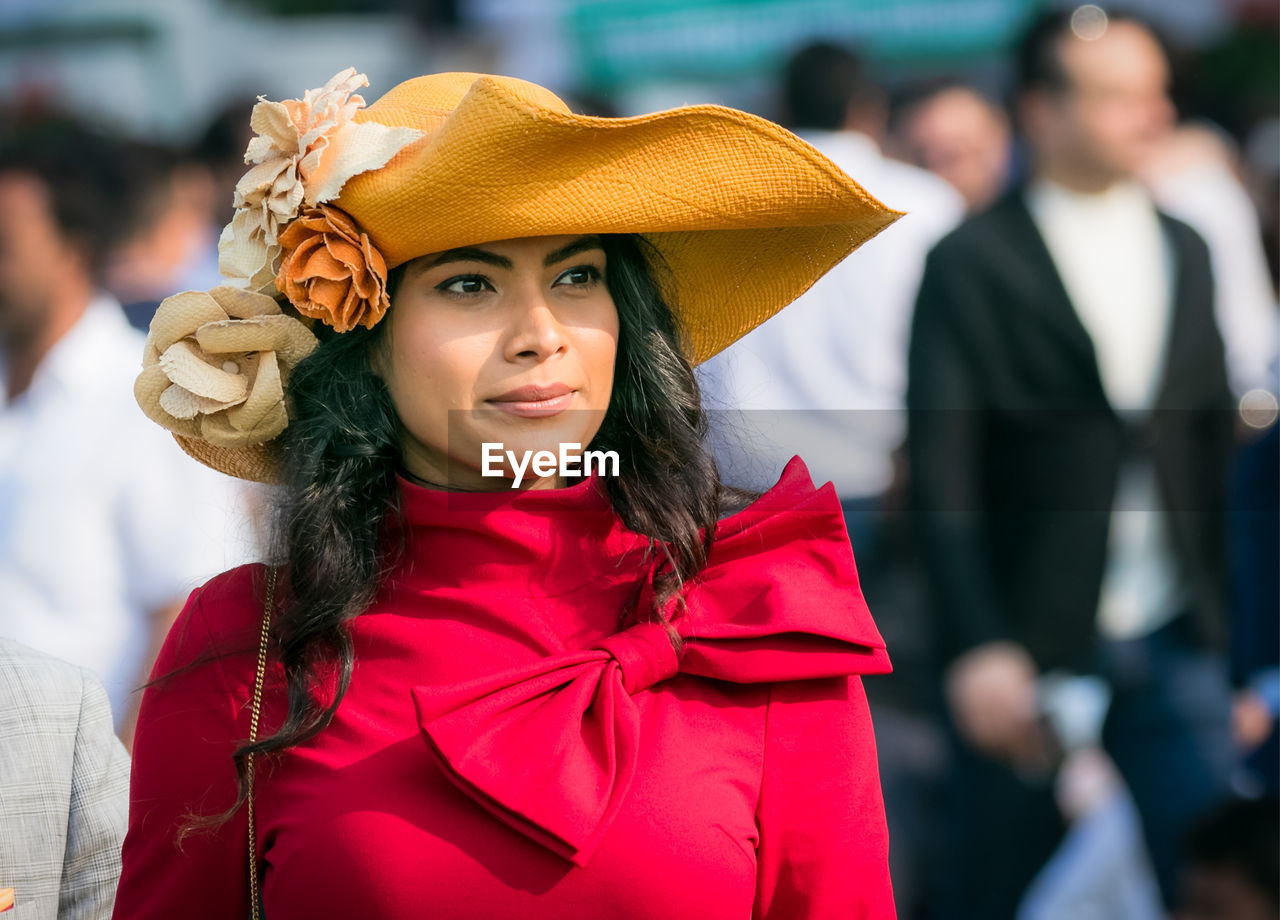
[135,287,319,448]
[218,67,423,294]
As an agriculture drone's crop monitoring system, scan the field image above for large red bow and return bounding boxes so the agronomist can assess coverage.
[411,458,890,866]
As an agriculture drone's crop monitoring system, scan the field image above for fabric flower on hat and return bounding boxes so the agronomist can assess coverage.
[218,67,422,295]
[135,286,319,447]
[276,204,390,333]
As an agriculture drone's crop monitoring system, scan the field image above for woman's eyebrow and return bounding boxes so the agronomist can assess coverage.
[421,236,602,271]
[423,247,512,270]
[543,235,603,266]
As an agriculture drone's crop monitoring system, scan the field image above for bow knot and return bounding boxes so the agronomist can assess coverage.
[594,621,681,694]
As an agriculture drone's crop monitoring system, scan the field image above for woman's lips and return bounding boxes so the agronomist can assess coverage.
[485,390,575,418]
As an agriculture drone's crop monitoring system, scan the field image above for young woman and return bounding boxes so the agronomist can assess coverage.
[115,69,900,918]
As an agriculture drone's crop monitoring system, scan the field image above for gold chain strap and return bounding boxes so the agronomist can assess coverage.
[247,566,275,920]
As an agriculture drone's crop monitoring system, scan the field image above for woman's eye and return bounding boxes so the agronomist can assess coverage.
[437,275,492,296]
[554,265,603,288]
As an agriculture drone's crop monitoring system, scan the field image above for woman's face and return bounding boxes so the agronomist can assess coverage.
[376,234,619,491]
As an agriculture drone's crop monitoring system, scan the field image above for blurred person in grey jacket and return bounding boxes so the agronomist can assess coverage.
[0,637,129,919]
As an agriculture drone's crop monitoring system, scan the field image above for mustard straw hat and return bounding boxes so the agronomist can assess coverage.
[135,69,902,483]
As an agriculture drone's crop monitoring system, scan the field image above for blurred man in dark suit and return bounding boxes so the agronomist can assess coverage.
[907,8,1237,917]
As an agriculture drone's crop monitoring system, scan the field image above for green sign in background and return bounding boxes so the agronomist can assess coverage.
[567,0,1038,90]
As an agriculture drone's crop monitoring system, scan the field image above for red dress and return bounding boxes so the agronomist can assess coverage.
[113,456,895,919]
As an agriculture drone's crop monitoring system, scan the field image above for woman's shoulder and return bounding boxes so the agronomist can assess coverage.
[155,562,272,681]
[191,561,272,613]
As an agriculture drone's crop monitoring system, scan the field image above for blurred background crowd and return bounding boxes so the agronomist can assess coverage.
[0,1,1275,918]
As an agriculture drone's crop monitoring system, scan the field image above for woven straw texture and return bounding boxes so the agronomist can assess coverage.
[173,434,279,484]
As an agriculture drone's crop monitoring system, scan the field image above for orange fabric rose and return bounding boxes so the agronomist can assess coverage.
[276,204,390,333]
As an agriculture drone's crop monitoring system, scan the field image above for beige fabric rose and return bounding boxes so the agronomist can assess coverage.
[217,67,423,294]
[135,286,318,448]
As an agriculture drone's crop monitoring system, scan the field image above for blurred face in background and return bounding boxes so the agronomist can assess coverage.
[896,87,1012,212]
[1021,21,1175,188]
[0,172,82,349]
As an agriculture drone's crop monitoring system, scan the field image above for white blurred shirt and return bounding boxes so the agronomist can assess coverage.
[1026,179,1188,641]
[0,294,261,726]
[697,130,965,497]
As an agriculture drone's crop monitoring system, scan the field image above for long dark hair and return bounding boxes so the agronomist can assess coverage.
[204,233,749,829]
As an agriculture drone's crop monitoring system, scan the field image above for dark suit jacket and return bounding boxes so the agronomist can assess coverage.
[906,187,1233,671]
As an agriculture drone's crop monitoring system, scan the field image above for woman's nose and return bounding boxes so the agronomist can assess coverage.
[504,288,568,362]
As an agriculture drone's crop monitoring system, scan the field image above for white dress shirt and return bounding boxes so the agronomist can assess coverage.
[0,295,261,725]
[1027,179,1190,640]
[698,130,965,498]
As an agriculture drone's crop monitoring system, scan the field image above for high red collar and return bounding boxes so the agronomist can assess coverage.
[398,455,891,866]
[395,466,612,517]
[393,469,640,597]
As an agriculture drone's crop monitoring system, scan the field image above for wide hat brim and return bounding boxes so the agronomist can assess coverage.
[338,73,903,366]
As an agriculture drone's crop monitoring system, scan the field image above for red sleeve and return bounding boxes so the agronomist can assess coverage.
[753,675,896,919]
[112,566,265,920]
